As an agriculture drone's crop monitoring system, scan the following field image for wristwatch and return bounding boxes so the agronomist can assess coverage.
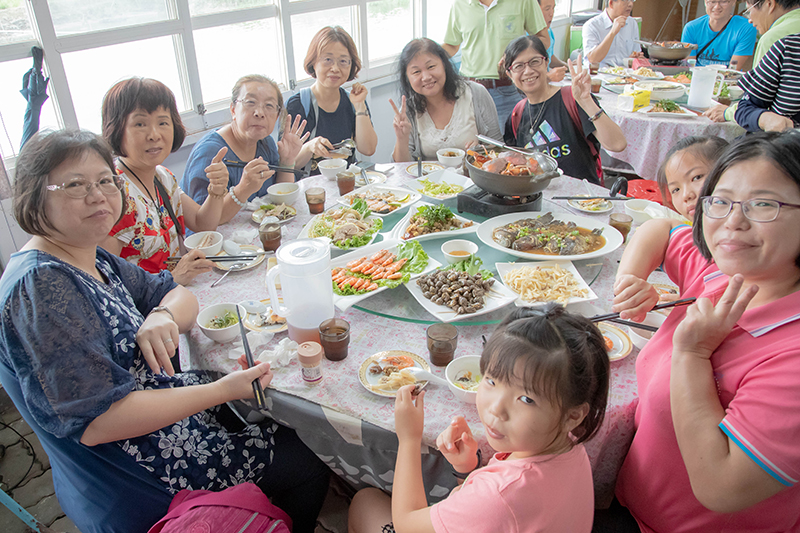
[148,306,175,322]
[452,448,482,480]
[355,109,370,117]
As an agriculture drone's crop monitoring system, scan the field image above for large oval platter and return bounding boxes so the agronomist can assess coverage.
[476,212,623,261]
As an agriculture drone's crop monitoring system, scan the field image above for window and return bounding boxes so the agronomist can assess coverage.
[48,0,172,36]
[0,1,34,45]
[291,7,355,84]
[555,0,571,19]
[367,0,412,64]
[572,0,599,12]
[426,0,453,44]
[189,0,272,17]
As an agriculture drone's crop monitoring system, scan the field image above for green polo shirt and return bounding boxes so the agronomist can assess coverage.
[443,0,547,79]
[724,8,800,121]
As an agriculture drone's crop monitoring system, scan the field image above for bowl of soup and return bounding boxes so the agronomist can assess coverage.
[441,239,479,264]
[437,148,465,168]
[445,355,482,404]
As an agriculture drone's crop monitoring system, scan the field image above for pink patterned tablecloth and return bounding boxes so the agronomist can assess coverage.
[181,164,672,506]
[597,90,744,181]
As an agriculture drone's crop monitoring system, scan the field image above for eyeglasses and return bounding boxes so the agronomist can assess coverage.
[235,99,281,115]
[508,56,546,73]
[706,0,732,6]
[319,56,352,70]
[47,176,123,199]
[700,195,800,222]
[744,0,763,15]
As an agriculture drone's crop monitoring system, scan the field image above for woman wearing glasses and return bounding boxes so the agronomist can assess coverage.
[287,26,378,174]
[181,74,308,208]
[602,132,800,533]
[681,0,757,70]
[502,36,626,185]
[389,38,501,163]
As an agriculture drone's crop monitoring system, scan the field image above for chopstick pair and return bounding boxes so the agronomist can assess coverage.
[589,297,696,323]
[165,253,265,264]
[552,196,631,201]
[223,159,309,177]
[234,307,268,410]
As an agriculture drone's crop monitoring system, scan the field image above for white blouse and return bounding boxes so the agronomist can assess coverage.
[417,86,479,160]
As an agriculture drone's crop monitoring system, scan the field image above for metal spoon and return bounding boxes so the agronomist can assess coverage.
[211,262,247,288]
[331,138,356,150]
[403,367,450,387]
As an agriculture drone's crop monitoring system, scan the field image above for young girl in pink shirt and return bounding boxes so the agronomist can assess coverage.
[348,304,610,533]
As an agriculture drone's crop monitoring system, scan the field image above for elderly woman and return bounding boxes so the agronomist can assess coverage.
[390,38,501,163]
[287,26,378,173]
[181,74,307,207]
[602,132,800,533]
[0,130,330,533]
[681,0,756,70]
[101,78,225,285]
[502,36,626,185]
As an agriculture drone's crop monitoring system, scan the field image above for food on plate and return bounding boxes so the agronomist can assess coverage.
[453,370,481,391]
[441,151,460,157]
[715,68,742,81]
[491,212,606,256]
[307,198,383,249]
[600,66,628,75]
[634,67,658,78]
[467,149,544,176]
[248,307,285,327]
[503,264,588,304]
[574,197,611,211]
[655,41,691,49]
[604,336,615,351]
[331,241,429,296]
[417,178,465,198]
[207,310,238,329]
[370,368,418,392]
[648,100,684,113]
[367,353,420,392]
[663,72,692,83]
[440,254,493,279]
[258,203,296,221]
[415,270,496,315]
[345,190,410,215]
[606,76,639,85]
[402,204,473,239]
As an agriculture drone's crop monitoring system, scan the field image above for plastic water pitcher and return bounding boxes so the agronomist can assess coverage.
[266,238,334,343]
[687,67,724,108]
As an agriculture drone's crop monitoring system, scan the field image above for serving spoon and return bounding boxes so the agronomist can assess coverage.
[331,138,356,150]
[475,134,538,158]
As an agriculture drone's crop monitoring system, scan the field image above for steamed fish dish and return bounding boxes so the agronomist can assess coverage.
[492,212,606,256]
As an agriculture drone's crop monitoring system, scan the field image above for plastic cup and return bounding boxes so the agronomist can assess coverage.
[259,222,282,252]
[305,187,326,214]
[427,323,458,367]
[609,213,634,243]
[591,77,602,93]
[319,318,350,361]
[336,171,356,195]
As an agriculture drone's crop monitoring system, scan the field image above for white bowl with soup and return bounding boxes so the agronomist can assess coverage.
[318,158,348,180]
[267,182,300,205]
[445,355,482,404]
[197,303,246,343]
[437,148,465,168]
[184,231,223,256]
[441,239,479,264]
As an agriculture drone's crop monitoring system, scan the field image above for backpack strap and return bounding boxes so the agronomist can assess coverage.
[300,87,318,139]
[560,86,604,186]
[510,98,528,139]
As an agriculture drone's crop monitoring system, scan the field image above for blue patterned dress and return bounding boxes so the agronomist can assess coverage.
[0,248,278,533]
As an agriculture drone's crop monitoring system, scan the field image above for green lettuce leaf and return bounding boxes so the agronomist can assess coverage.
[441,255,493,279]
[395,240,429,273]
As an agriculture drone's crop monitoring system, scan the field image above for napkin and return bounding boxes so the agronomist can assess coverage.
[231,228,258,244]
[643,203,690,224]
[245,196,270,212]
[618,87,651,112]
[227,330,275,360]
[256,338,299,368]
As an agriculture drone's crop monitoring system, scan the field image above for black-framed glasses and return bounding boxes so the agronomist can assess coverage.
[507,56,546,73]
[700,195,800,222]
[235,99,281,115]
[47,176,123,199]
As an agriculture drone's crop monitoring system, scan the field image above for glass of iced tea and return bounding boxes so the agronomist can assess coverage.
[427,323,458,367]
[305,187,326,214]
[319,318,350,361]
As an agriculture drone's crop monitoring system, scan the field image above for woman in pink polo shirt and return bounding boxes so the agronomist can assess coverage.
[603,131,800,533]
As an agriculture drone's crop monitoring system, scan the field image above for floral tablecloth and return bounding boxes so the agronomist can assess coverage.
[180,163,671,507]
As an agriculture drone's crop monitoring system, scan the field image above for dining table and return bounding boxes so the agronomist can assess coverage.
[179,162,673,508]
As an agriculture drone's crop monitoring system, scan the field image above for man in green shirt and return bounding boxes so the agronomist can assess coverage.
[442,0,549,128]
[705,0,800,122]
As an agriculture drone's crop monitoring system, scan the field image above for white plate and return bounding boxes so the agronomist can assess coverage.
[214,245,267,271]
[354,171,387,187]
[389,201,478,242]
[250,205,297,225]
[330,239,442,311]
[242,297,288,333]
[297,207,383,251]
[359,351,430,398]
[404,169,473,202]
[598,323,633,362]
[405,162,444,177]
[476,212,623,261]
[637,105,696,118]
[404,273,517,323]
[632,70,665,80]
[496,261,598,307]
[599,66,631,76]
[567,196,614,214]
[336,184,420,217]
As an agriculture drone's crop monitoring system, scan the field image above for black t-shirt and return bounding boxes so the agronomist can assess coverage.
[503,91,601,184]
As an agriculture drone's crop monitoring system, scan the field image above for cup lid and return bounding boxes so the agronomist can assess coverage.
[298,341,323,359]
[276,238,330,268]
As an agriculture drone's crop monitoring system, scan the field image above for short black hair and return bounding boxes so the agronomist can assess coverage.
[481,304,610,444]
[656,136,729,202]
[503,35,550,73]
[693,131,800,268]
[397,38,463,116]
[748,0,800,9]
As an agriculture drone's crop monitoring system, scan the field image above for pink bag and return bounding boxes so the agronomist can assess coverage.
[148,482,292,533]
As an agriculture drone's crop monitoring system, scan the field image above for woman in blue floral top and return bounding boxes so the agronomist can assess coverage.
[0,130,329,533]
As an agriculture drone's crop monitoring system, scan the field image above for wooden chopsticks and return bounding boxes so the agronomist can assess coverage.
[590,297,696,323]
[165,254,265,265]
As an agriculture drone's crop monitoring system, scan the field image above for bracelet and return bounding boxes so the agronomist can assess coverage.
[452,448,482,480]
[148,306,175,322]
[355,110,370,117]
[229,187,247,208]
[588,109,606,122]
[207,189,227,200]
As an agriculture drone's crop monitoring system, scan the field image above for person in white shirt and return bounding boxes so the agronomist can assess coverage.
[583,0,643,68]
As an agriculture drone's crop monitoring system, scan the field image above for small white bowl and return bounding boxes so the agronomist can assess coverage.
[624,199,654,225]
[437,148,465,168]
[318,158,348,180]
[267,182,300,206]
[197,303,246,343]
[184,231,223,256]
[445,355,482,404]
[728,86,744,100]
[441,239,479,264]
[627,312,667,350]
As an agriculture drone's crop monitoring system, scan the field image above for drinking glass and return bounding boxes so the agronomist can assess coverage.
[427,323,458,367]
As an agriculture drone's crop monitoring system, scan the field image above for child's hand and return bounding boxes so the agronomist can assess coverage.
[612,274,659,322]
[395,385,425,443]
[436,416,479,474]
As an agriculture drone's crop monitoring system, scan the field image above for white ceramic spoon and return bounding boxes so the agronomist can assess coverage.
[239,300,267,315]
[403,367,450,387]
[222,240,242,256]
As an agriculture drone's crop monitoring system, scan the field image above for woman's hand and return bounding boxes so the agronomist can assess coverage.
[612,274,659,322]
[673,274,758,360]
[170,248,215,286]
[240,157,275,192]
[389,96,412,140]
[349,82,369,107]
[703,104,728,123]
[303,137,334,159]
[395,385,425,444]
[547,66,568,83]
[568,55,593,108]
[758,112,794,132]
[436,416,479,473]
[136,308,180,375]
[277,114,309,167]
[205,147,230,197]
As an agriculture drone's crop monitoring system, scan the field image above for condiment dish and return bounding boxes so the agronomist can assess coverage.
[441,239,479,264]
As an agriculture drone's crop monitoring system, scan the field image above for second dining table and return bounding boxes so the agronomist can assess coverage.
[180,162,672,507]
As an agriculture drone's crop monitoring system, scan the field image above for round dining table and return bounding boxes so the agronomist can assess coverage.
[180,162,672,508]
